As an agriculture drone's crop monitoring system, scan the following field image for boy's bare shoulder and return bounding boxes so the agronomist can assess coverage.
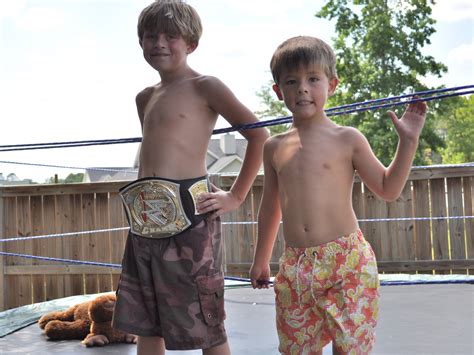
[264,130,290,150]
[194,75,226,92]
[336,125,367,146]
[136,86,156,108]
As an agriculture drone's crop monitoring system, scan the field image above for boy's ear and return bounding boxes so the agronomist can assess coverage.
[328,77,339,96]
[272,84,283,100]
[187,42,198,54]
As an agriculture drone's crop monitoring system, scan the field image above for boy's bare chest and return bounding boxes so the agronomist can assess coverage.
[275,136,350,177]
[143,87,215,128]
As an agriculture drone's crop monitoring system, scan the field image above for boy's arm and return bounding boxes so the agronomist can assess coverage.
[250,139,282,289]
[197,76,269,217]
[352,100,427,201]
[135,88,153,177]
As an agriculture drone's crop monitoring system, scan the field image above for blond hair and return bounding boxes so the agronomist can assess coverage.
[138,0,202,45]
[270,36,338,84]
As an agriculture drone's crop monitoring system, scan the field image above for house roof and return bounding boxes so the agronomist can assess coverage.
[83,168,137,182]
[207,155,243,174]
[83,135,249,182]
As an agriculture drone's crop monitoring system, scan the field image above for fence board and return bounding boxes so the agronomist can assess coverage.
[447,178,466,274]
[56,195,74,296]
[0,192,4,310]
[96,193,112,292]
[31,196,45,303]
[43,195,64,301]
[387,184,414,261]
[16,196,32,307]
[412,180,432,267]
[430,179,450,274]
[5,197,18,309]
[82,193,98,294]
[463,177,473,261]
[109,192,127,288]
[364,187,389,260]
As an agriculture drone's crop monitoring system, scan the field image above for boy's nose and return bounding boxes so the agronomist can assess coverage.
[298,84,308,93]
[154,34,167,47]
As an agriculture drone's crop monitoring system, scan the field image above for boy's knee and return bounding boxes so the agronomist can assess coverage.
[137,335,165,355]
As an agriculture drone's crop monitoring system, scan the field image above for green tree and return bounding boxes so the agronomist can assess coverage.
[45,173,84,184]
[440,95,474,163]
[316,0,447,165]
[64,173,84,183]
[255,81,291,135]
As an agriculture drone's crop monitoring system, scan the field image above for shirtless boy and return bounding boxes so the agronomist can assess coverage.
[250,36,426,354]
[112,1,268,354]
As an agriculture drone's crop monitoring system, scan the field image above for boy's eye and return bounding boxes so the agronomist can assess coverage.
[309,77,319,82]
[285,79,296,85]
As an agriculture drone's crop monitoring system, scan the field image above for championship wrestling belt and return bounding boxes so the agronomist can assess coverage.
[120,178,209,238]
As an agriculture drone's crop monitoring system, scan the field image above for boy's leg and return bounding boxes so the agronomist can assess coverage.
[320,231,379,354]
[202,340,231,355]
[137,335,165,355]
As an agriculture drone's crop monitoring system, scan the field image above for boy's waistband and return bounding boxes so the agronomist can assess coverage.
[285,229,365,256]
[119,176,210,239]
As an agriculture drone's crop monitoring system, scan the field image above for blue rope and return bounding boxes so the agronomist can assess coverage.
[1,160,473,175]
[0,251,122,268]
[214,89,474,134]
[2,252,472,285]
[2,215,474,243]
[1,85,472,152]
[225,276,474,286]
[324,84,474,112]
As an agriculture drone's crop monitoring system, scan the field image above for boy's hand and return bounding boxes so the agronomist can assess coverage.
[250,263,271,289]
[196,184,241,218]
[387,98,427,143]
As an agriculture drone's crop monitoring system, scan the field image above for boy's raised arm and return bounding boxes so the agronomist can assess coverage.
[353,100,427,201]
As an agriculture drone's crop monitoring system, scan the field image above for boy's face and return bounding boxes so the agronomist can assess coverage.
[140,30,197,73]
[272,63,338,119]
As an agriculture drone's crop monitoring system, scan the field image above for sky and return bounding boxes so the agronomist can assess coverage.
[0,0,473,183]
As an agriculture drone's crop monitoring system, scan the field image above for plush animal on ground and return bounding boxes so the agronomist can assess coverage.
[38,293,137,347]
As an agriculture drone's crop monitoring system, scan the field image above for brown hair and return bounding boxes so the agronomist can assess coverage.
[270,36,338,84]
[137,0,202,45]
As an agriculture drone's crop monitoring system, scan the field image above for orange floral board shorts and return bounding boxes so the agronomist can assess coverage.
[274,229,379,355]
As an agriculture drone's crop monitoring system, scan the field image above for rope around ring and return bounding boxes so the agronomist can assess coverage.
[1,85,472,152]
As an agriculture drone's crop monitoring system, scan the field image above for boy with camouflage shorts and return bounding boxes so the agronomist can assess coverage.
[112,1,268,354]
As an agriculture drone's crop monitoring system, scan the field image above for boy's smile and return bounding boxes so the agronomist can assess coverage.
[141,31,196,73]
[273,64,338,120]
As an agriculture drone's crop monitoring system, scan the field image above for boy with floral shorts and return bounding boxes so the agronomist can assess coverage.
[250,36,426,354]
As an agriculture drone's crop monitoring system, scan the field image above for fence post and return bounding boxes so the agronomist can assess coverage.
[0,189,5,311]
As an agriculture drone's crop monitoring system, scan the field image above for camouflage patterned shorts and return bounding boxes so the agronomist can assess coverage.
[112,217,227,350]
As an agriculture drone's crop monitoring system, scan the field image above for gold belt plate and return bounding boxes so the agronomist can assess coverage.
[120,179,191,238]
[188,179,210,215]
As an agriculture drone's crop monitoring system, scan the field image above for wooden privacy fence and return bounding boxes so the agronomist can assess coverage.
[1,165,473,311]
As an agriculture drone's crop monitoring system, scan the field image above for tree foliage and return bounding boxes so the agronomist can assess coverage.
[316,0,447,165]
[45,173,84,184]
[254,81,291,135]
[439,95,474,163]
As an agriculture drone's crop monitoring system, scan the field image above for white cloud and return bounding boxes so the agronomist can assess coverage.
[447,41,474,62]
[432,0,474,23]
[15,6,65,31]
[0,1,26,20]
